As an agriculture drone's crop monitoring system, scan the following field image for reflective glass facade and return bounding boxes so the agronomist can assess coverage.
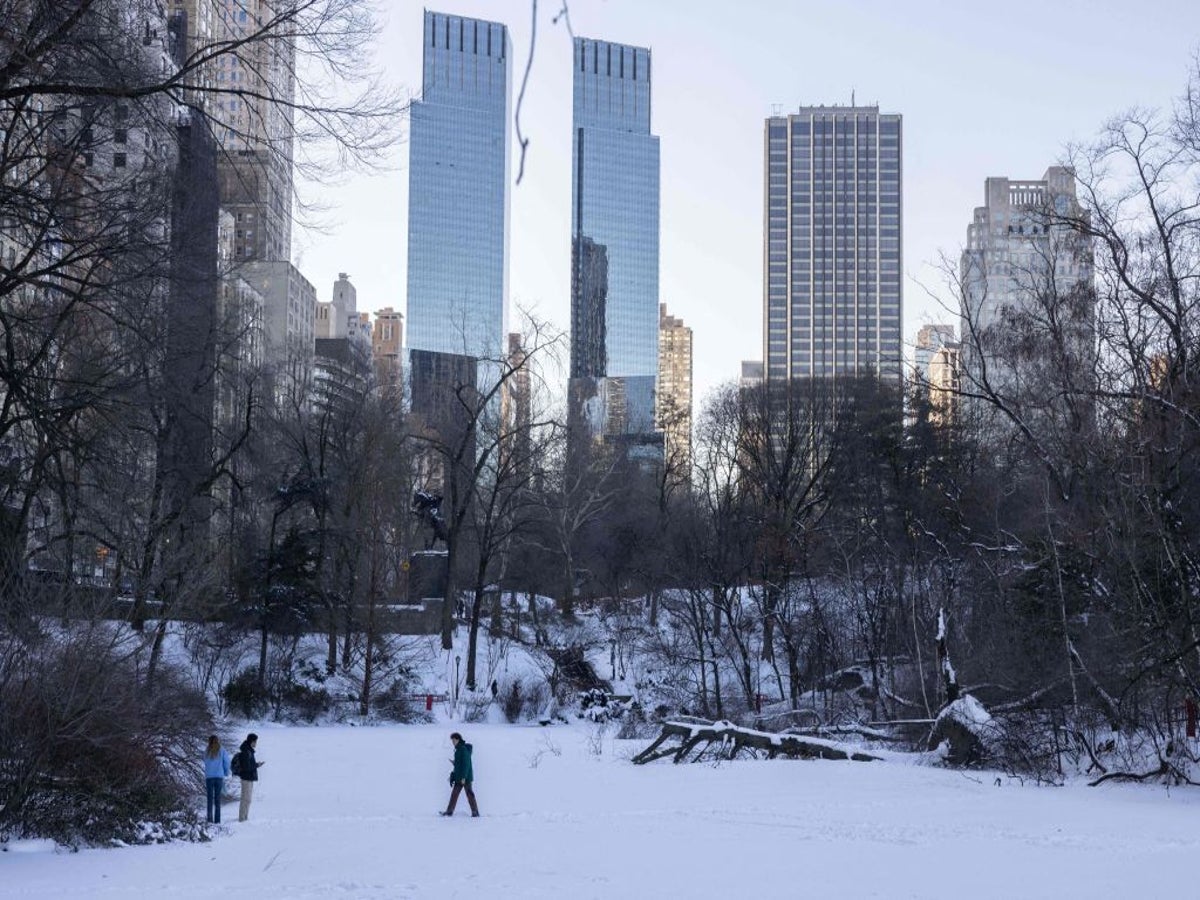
[764,107,902,382]
[571,37,660,437]
[406,11,510,360]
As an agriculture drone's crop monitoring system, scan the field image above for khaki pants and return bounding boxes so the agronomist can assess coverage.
[238,780,254,821]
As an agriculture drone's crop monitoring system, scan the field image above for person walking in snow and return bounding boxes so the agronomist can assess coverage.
[236,733,265,822]
[440,732,479,817]
[203,735,232,824]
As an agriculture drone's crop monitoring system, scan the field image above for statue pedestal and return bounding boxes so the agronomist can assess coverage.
[408,550,448,604]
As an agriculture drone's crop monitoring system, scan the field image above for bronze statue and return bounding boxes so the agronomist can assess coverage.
[412,491,449,549]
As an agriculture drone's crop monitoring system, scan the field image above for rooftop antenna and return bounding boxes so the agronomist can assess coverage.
[851,88,855,106]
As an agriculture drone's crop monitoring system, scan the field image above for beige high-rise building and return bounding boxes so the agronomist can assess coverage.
[171,0,295,262]
[914,324,959,426]
[657,303,693,471]
[316,272,359,340]
[372,307,404,387]
[928,342,961,428]
[503,332,532,474]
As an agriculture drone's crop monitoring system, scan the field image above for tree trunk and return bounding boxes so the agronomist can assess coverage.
[488,591,503,637]
[341,603,353,672]
[259,621,269,687]
[561,554,576,620]
[326,620,337,677]
[360,545,380,718]
[936,607,959,704]
[144,618,169,693]
[466,587,484,692]
[761,581,778,662]
[440,539,457,650]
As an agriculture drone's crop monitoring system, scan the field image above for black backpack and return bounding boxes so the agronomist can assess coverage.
[231,750,243,777]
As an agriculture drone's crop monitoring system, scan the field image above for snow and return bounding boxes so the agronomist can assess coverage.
[5,723,1200,898]
[940,694,995,731]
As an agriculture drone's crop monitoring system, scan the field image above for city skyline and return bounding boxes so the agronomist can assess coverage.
[292,0,1199,407]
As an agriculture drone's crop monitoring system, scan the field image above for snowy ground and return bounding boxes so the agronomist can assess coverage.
[4,723,1199,899]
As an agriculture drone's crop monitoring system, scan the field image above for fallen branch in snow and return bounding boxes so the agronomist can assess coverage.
[1087,758,1199,788]
[631,720,883,765]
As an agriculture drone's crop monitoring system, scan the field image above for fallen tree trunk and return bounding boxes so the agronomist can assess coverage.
[632,720,883,765]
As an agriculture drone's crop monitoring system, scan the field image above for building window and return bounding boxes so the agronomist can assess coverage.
[114,129,126,144]
[113,152,126,168]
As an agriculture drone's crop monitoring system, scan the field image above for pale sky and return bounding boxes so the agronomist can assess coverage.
[295,0,1199,408]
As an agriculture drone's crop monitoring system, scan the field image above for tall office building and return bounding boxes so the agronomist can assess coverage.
[960,167,1094,414]
[406,11,511,361]
[657,304,692,470]
[763,105,902,383]
[242,260,316,383]
[570,37,661,449]
[170,0,295,262]
[162,109,221,530]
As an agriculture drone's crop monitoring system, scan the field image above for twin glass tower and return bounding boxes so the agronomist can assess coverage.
[406,11,662,450]
[406,12,512,362]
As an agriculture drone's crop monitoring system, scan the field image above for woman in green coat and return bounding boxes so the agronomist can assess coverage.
[440,732,480,817]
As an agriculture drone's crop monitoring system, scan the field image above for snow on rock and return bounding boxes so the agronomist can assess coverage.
[929,694,1001,765]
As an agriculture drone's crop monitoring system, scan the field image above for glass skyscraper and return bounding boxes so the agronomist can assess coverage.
[406,11,510,361]
[570,37,660,443]
[763,106,902,382]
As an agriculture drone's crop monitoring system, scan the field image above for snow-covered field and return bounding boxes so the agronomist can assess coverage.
[4,723,1198,899]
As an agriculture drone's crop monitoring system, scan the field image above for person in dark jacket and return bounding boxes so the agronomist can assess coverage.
[440,732,479,817]
[203,735,232,824]
[236,733,265,822]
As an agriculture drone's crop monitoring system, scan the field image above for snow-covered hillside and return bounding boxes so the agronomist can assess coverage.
[5,723,1198,899]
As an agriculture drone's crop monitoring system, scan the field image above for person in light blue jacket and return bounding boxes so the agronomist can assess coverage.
[203,735,232,823]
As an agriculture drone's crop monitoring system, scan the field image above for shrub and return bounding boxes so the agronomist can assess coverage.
[279,681,330,723]
[461,694,492,723]
[0,627,212,847]
[499,678,549,723]
[374,679,433,723]
[616,702,656,740]
[220,667,269,719]
[502,679,525,723]
[579,688,629,723]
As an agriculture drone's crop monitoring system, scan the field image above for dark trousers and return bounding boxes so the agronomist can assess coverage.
[445,781,479,816]
[206,777,224,823]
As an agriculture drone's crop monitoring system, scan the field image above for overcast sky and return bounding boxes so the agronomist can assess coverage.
[294,0,1199,408]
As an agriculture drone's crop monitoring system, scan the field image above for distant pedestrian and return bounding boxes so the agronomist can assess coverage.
[490,679,499,699]
[440,732,479,817]
[236,733,265,822]
[203,735,231,824]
